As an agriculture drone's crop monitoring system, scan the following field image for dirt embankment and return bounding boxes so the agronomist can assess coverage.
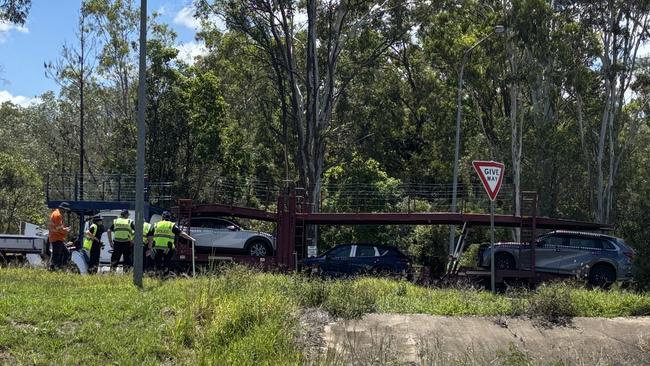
[320,314,650,365]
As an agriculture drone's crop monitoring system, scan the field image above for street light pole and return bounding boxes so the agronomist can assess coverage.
[134,0,147,288]
[449,26,505,256]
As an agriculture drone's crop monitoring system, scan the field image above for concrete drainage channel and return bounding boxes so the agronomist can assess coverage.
[315,314,650,365]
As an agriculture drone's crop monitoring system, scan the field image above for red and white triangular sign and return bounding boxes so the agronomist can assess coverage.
[472,161,505,201]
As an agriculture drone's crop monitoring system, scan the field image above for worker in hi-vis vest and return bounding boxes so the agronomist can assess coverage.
[146,211,195,274]
[142,220,152,271]
[83,215,104,273]
[107,209,135,271]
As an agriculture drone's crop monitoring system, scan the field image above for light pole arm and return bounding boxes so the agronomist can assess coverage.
[449,30,498,256]
[450,31,495,214]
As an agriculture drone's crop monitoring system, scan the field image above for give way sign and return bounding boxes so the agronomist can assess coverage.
[472,161,505,201]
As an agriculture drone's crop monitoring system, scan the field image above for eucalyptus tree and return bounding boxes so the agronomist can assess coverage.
[0,0,30,24]
[198,0,409,204]
[44,6,98,193]
[571,0,650,223]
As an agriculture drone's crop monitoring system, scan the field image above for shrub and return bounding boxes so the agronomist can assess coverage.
[322,280,378,319]
[293,277,327,308]
[458,244,481,268]
[496,343,534,366]
[526,283,576,326]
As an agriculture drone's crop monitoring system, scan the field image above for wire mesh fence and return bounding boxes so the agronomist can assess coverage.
[45,174,175,204]
[319,181,514,215]
[46,174,516,216]
[197,178,516,215]
[200,178,281,209]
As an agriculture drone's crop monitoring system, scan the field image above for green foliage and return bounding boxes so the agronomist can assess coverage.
[526,283,577,325]
[458,243,481,268]
[496,343,535,366]
[0,0,31,24]
[320,155,405,250]
[321,280,378,319]
[407,225,450,276]
[0,152,45,232]
[322,154,402,213]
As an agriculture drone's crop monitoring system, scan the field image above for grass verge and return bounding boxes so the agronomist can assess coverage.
[1,266,649,365]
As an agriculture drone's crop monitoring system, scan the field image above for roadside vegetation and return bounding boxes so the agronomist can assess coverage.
[1,266,650,365]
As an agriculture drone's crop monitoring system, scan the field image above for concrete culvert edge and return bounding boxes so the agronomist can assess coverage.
[319,314,650,365]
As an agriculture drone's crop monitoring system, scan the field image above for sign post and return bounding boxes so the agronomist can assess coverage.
[472,161,505,293]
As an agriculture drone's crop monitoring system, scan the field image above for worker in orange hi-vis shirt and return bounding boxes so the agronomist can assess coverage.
[48,202,71,270]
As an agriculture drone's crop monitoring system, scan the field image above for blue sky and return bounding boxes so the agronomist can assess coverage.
[0,0,207,106]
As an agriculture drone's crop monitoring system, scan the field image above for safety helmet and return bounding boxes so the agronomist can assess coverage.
[92,215,102,222]
[120,209,129,218]
[162,211,172,220]
[58,202,71,211]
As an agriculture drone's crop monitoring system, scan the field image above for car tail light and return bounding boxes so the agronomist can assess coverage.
[624,251,635,262]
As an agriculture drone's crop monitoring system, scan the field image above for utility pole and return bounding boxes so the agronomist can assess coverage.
[78,10,86,243]
[79,13,84,203]
[134,0,147,288]
[449,25,505,256]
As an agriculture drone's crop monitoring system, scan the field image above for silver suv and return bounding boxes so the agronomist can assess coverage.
[184,217,275,257]
[478,231,635,286]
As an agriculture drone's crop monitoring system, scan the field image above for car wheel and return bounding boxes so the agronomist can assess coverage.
[247,241,270,257]
[494,253,515,270]
[588,263,616,289]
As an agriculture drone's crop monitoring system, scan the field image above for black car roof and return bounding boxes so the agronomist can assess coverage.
[333,243,400,248]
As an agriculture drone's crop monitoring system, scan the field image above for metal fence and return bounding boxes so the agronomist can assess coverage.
[319,181,514,215]
[45,174,174,204]
[46,174,516,216]
[200,178,281,209]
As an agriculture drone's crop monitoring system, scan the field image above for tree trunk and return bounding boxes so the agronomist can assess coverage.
[575,92,593,214]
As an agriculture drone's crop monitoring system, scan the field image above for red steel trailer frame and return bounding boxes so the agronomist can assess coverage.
[172,190,612,283]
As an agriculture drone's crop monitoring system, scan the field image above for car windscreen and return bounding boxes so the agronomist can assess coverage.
[615,238,633,251]
[378,247,406,258]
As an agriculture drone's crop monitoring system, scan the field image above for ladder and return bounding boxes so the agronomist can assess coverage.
[176,198,195,276]
[177,198,193,235]
[446,222,469,275]
[293,189,307,263]
[520,191,538,274]
[520,192,538,243]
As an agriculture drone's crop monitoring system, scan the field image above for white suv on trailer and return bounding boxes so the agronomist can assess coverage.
[184,217,275,257]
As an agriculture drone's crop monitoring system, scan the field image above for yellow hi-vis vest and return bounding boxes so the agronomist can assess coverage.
[153,220,175,249]
[83,223,98,251]
[113,218,134,241]
[143,222,151,245]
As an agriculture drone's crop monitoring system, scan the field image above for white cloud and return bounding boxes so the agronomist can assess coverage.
[0,90,40,107]
[294,10,308,30]
[638,41,650,58]
[175,41,208,64]
[0,20,28,43]
[173,5,226,32]
[174,6,201,30]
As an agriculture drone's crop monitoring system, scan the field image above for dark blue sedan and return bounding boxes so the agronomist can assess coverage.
[300,243,411,278]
